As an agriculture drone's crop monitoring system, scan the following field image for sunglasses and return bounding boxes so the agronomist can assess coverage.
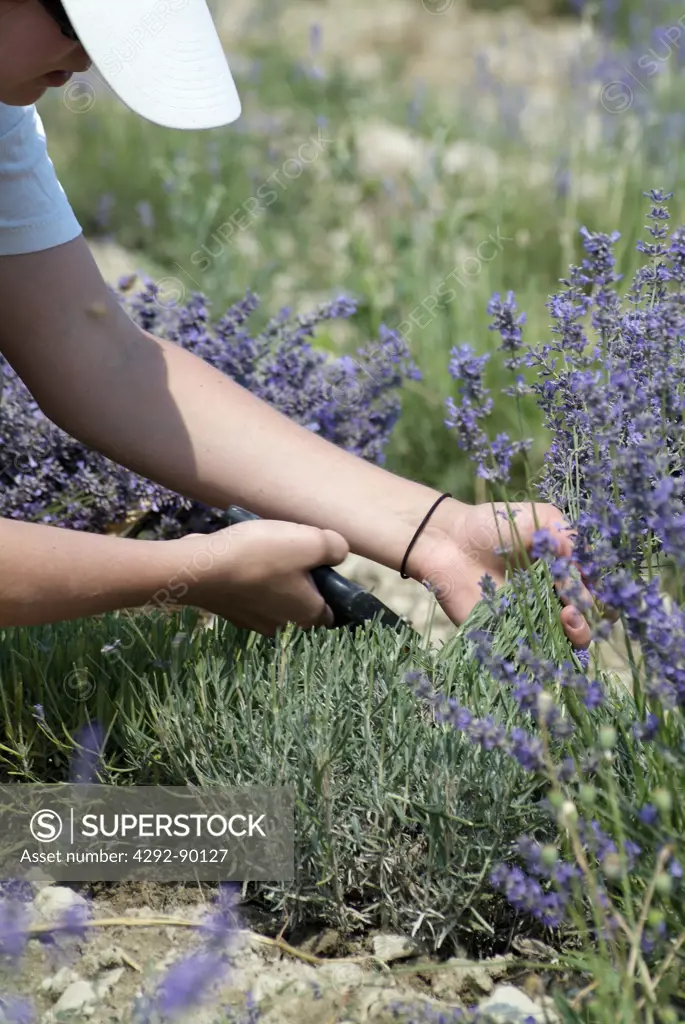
[38,0,80,42]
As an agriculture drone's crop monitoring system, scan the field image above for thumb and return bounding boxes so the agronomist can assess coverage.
[279,523,349,571]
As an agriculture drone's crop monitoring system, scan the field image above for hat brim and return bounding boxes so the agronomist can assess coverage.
[60,0,241,130]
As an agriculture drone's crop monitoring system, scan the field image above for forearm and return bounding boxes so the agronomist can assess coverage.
[46,326,448,574]
[0,517,181,627]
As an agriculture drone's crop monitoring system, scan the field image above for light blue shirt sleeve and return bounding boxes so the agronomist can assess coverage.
[0,102,82,256]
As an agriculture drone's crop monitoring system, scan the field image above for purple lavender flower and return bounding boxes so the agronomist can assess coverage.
[0,898,30,962]
[69,721,106,784]
[489,863,569,928]
[141,884,241,1020]
[445,343,530,484]
[638,804,659,826]
[135,201,155,231]
[487,290,527,374]
[0,997,35,1024]
[154,949,227,1015]
[405,670,546,773]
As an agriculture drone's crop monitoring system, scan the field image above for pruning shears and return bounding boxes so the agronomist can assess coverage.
[224,505,414,634]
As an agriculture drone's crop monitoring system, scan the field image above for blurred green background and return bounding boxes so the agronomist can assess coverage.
[38,0,685,502]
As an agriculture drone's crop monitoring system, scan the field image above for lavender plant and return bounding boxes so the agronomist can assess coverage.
[0,282,419,539]
[408,190,685,1021]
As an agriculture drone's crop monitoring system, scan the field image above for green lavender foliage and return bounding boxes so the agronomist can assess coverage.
[0,590,611,957]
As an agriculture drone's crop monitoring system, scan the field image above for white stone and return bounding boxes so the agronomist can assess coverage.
[33,886,89,923]
[478,984,559,1023]
[431,958,495,999]
[39,967,82,997]
[51,980,98,1015]
[316,961,365,989]
[371,932,423,962]
[250,960,319,1003]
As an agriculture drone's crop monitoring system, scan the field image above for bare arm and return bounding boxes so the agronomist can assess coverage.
[0,517,183,627]
[0,237,450,574]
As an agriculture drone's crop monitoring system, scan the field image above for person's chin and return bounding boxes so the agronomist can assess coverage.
[1,82,50,106]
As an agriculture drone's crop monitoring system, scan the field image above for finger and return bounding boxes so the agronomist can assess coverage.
[559,604,592,649]
[297,602,335,630]
[291,525,350,570]
[292,576,335,628]
[554,573,595,615]
[296,526,348,570]
[535,506,574,550]
[320,602,335,628]
[256,522,349,572]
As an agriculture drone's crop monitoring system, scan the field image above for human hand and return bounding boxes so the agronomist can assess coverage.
[407,498,594,648]
[173,520,349,635]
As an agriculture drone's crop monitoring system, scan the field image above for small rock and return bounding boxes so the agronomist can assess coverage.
[478,984,559,1023]
[33,886,88,923]
[430,958,495,1000]
[371,932,424,963]
[521,972,547,1002]
[25,871,57,894]
[251,960,318,1002]
[39,967,82,997]
[316,961,365,990]
[79,943,127,976]
[94,967,125,999]
[51,980,98,1015]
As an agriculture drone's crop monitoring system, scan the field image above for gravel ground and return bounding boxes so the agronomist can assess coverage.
[3,882,562,1024]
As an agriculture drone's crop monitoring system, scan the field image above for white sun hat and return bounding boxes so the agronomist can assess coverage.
[59,0,242,130]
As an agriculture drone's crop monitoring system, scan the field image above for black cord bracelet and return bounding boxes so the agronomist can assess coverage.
[399,492,452,580]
